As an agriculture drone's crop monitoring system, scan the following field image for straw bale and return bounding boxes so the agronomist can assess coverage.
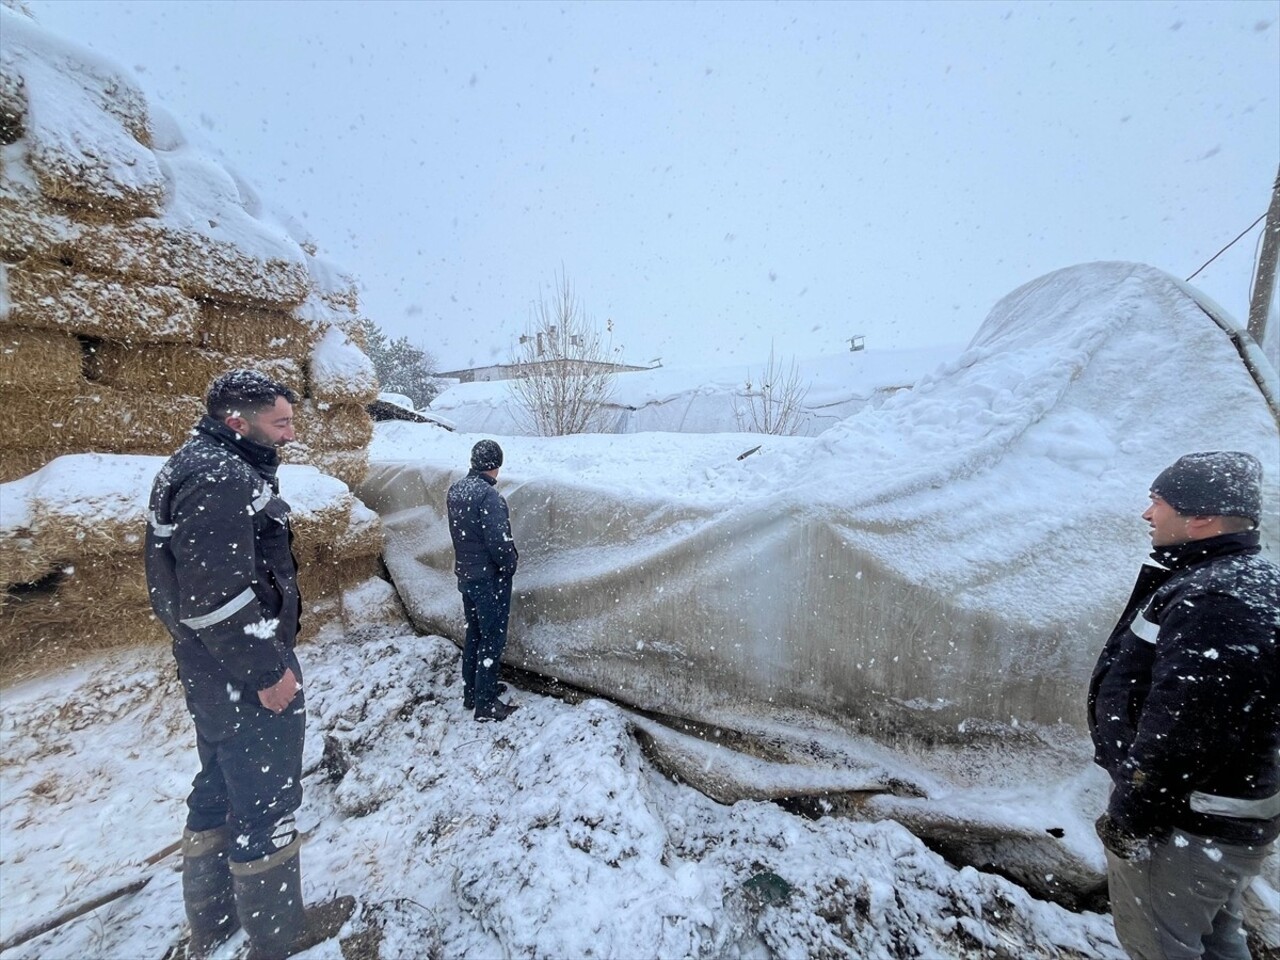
[297,598,343,646]
[318,279,360,318]
[292,498,382,567]
[0,590,167,683]
[0,445,61,483]
[27,132,164,220]
[55,553,149,606]
[0,387,202,456]
[336,510,384,560]
[5,262,199,342]
[311,449,369,492]
[6,20,161,219]
[277,442,315,469]
[0,327,85,393]
[91,342,302,397]
[296,401,373,453]
[98,72,154,149]
[0,529,51,587]
[290,489,354,555]
[307,326,379,405]
[61,220,311,308]
[341,317,369,353]
[29,497,146,562]
[196,301,318,360]
[0,172,71,259]
[300,545,343,598]
[0,186,310,307]
[338,555,384,588]
[297,546,343,645]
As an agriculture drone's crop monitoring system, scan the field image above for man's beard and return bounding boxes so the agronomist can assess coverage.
[244,426,288,448]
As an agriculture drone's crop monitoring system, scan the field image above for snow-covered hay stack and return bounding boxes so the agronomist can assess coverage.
[0,6,400,679]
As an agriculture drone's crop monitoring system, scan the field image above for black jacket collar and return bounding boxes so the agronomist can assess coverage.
[468,468,497,486]
[1151,530,1260,571]
[196,415,281,478]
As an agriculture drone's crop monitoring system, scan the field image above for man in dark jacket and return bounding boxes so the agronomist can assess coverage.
[146,370,351,960]
[1088,451,1278,960]
[447,439,519,721]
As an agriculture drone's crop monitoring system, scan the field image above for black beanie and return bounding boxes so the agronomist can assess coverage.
[1149,451,1263,524]
[471,439,504,472]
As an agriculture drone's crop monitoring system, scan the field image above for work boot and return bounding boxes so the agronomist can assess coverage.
[230,840,355,960]
[181,825,239,960]
[463,683,507,710]
[474,699,518,722]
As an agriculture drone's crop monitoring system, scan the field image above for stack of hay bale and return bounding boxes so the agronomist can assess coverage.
[0,5,408,681]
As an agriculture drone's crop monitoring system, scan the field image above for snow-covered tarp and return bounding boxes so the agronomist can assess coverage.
[367,262,1278,740]
[362,262,1279,897]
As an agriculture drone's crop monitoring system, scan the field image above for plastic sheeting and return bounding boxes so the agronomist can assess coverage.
[361,263,1278,902]
[362,263,1278,746]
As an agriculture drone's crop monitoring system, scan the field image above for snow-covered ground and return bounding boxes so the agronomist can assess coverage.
[0,629,1126,960]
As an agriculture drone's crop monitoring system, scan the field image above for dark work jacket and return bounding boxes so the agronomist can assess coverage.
[1088,531,1280,846]
[446,469,518,584]
[145,416,302,702]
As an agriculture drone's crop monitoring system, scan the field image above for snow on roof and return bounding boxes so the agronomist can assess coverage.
[428,344,958,436]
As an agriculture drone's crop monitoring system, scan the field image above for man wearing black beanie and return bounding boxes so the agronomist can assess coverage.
[446,440,519,721]
[1088,451,1278,959]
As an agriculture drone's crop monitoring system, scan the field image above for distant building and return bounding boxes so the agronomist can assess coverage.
[437,359,652,384]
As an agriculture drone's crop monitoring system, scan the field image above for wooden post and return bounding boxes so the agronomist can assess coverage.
[1247,166,1280,345]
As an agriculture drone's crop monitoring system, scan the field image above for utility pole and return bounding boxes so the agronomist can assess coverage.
[1247,165,1280,345]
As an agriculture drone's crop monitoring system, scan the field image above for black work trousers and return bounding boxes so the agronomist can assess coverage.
[183,652,305,863]
[460,576,512,715]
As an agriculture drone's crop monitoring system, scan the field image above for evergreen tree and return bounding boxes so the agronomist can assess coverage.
[356,318,442,408]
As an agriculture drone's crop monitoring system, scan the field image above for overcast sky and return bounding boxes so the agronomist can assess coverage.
[32,0,1279,371]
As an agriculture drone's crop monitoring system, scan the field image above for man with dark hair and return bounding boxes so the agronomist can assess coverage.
[1089,451,1278,960]
[146,369,352,960]
[447,438,519,721]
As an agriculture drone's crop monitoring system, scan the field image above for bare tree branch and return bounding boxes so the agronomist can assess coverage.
[508,270,618,436]
[733,343,811,436]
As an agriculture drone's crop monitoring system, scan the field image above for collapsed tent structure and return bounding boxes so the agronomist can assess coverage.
[363,261,1279,902]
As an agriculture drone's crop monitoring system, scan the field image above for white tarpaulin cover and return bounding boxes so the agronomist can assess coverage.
[361,263,1278,898]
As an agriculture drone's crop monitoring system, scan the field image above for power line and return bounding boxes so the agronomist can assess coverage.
[1186,212,1266,282]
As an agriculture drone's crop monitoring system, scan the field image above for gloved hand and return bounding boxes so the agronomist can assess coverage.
[1095,813,1155,862]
